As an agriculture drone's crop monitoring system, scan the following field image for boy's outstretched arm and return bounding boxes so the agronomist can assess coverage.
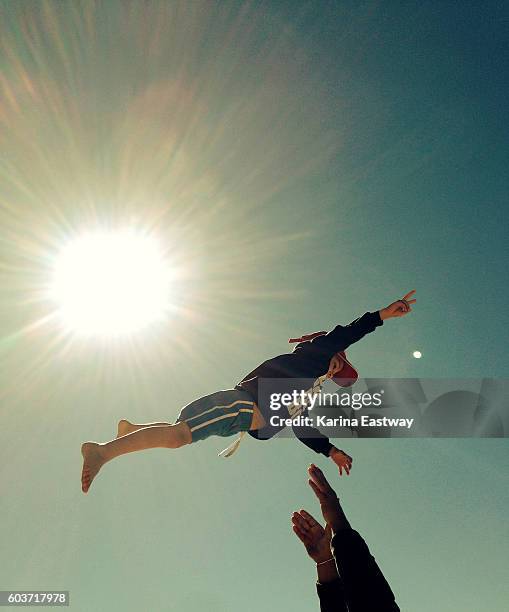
[294,290,417,359]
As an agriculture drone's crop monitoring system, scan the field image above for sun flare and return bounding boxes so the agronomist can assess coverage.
[49,229,173,336]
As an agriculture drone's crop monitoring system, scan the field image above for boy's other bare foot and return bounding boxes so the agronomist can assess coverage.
[116,419,134,438]
[81,442,106,493]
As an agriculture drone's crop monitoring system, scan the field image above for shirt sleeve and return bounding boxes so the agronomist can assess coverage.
[293,311,383,362]
[291,422,334,456]
[316,579,348,612]
[331,529,400,612]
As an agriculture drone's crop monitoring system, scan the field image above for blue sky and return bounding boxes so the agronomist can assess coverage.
[1,1,508,610]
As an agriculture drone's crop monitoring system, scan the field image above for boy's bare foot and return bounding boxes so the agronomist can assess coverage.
[116,419,134,438]
[81,442,106,493]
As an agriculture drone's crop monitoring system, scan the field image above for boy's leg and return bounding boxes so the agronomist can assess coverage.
[175,389,255,442]
[81,422,191,493]
[116,419,172,438]
[81,388,255,493]
[250,404,266,430]
[117,394,259,440]
[81,389,255,493]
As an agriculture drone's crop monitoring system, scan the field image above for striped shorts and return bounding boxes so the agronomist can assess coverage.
[175,389,255,442]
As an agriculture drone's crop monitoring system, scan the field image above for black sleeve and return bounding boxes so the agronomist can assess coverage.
[291,422,334,456]
[316,579,348,612]
[293,311,383,362]
[331,530,400,612]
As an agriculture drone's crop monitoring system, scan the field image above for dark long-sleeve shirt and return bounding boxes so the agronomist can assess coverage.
[235,311,383,455]
[316,529,400,612]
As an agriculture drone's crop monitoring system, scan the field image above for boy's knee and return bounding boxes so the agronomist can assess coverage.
[167,422,192,448]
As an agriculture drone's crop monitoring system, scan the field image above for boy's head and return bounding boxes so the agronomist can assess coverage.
[329,351,358,387]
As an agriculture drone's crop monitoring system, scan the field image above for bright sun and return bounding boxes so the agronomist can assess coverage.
[49,229,173,336]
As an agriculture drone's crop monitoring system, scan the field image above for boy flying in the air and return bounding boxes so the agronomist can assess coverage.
[81,290,416,493]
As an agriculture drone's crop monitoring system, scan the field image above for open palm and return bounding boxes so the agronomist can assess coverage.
[291,510,332,563]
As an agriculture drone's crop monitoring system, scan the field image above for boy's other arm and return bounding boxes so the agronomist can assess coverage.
[291,425,353,476]
[292,422,334,457]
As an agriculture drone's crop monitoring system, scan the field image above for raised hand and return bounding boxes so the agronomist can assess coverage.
[308,464,351,534]
[291,509,333,563]
[380,289,417,320]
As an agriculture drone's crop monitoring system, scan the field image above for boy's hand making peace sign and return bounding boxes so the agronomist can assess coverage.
[380,290,417,320]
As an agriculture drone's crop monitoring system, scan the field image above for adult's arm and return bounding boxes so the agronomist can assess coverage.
[291,509,348,612]
[331,529,400,612]
[316,578,348,612]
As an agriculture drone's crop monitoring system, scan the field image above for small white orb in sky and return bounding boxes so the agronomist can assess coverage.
[49,229,173,336]
[413,350,422,359]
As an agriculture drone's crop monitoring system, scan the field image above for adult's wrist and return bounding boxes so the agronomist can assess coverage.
[379,308,389,321]
[312,548,334,564]
[316,556,334,566]
[316,557,338,583]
